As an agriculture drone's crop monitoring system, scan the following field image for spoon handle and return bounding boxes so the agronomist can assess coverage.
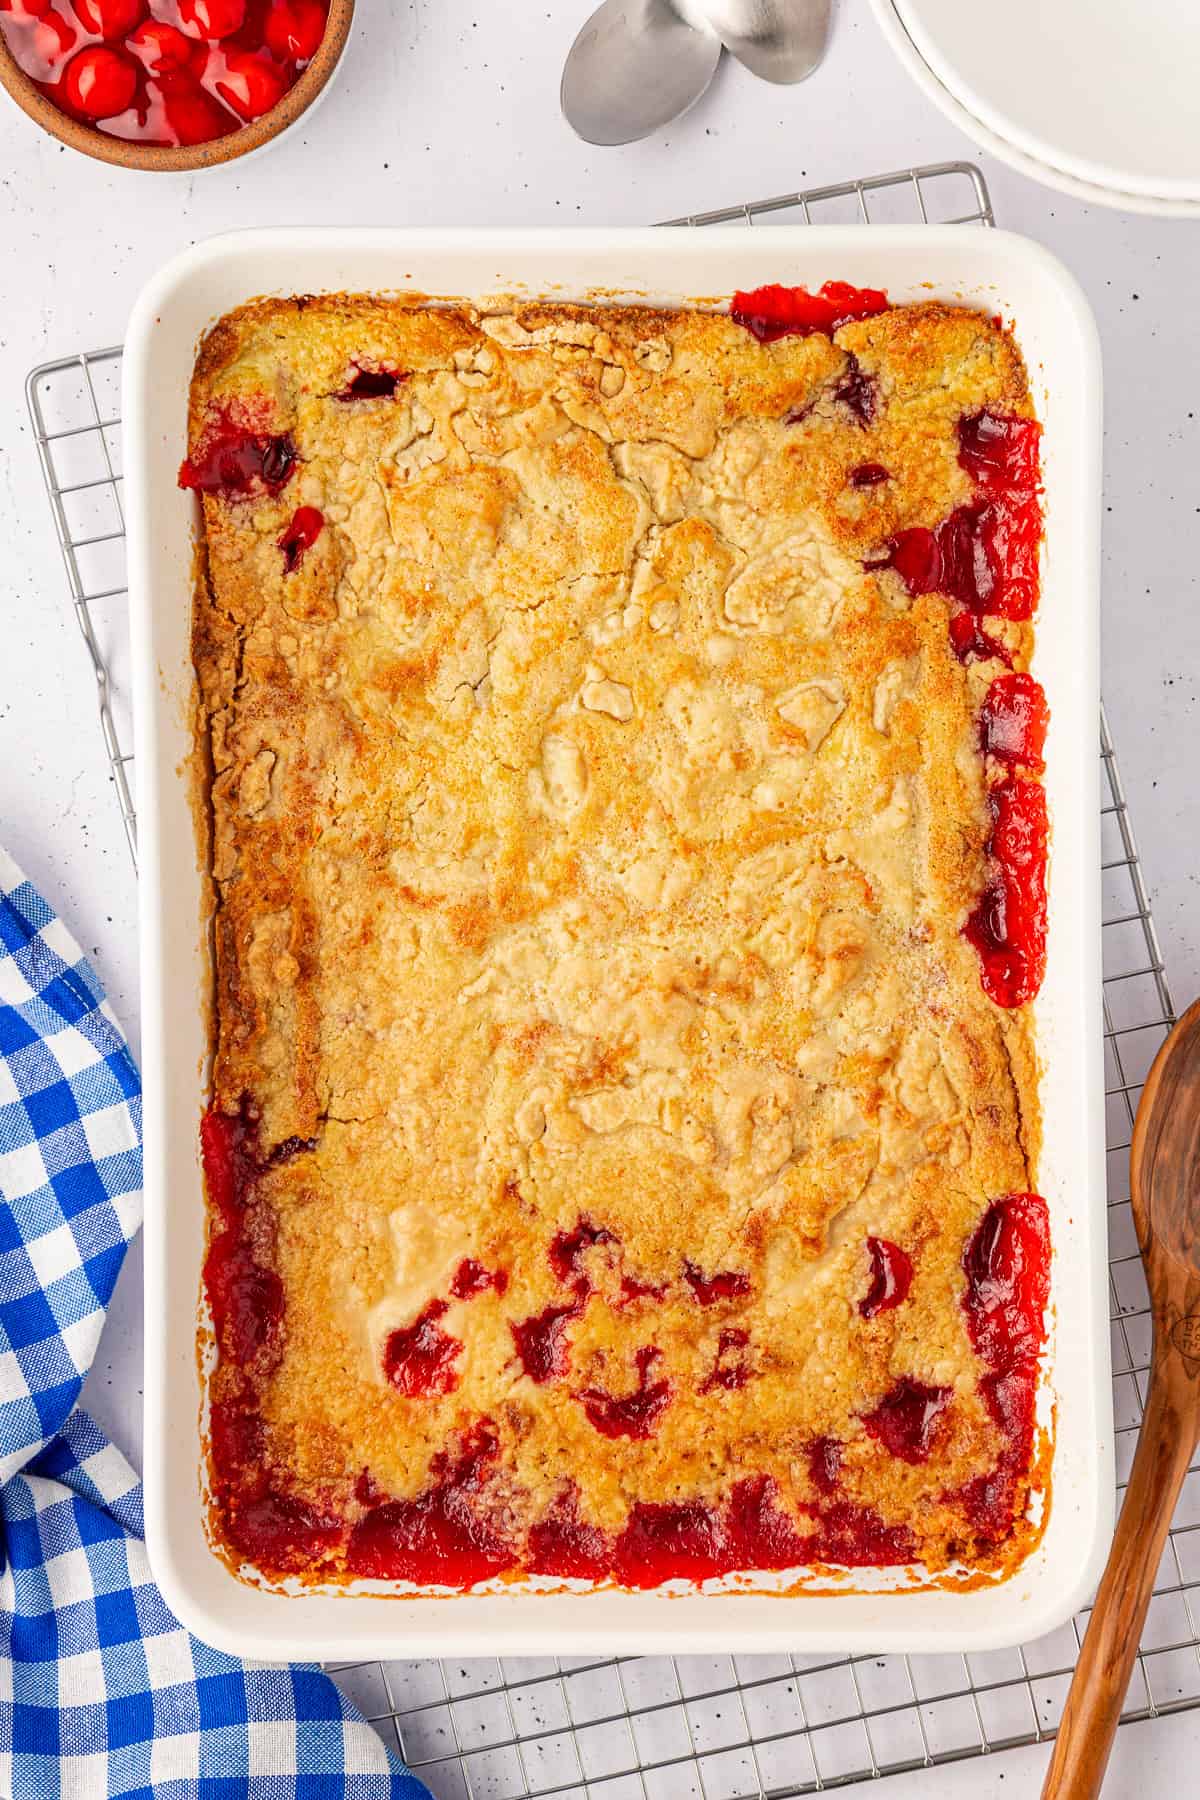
[1041,1341,1200,1798]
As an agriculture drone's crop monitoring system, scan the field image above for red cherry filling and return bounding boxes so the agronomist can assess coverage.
[226,1490,344,1571]
[382,1300,462,1397]
[576,1345,672,1439]
[618,1273,667,1305]
[858,1237,914,1318]
[199,1106,283,1375]
[730,280,889,343]
[179,426,296,499]
[897,409,1048,1011]
[278,504,324,572]
[199,1104,255,1226]
[548,1215,616,1283]
[510,1287,588,1383]
[213,44,286,118]
[683,1261,751,1305]
[958,1461,1024,1540]
[335,363,408,401]
[700,1327,751,1393]
[208,1398,264,1484]
[963,777,1048,1008]
[204,1227,283,1367]
[612,1499,731,1587]
[849,461,890,488]
[868,493,1041,621]
[948,609,1012,667]
[449,1258,508,1300]
[33,8,77,56]
[958,408,1041,491]
[178,0,243,36]
[808,1503,916,1567]
[62,41,136,113]
[865,407,1043,623]
[806,1435,842,1497]
[157,67,234,142]
[956,1193,1050,1543]
[611,1478,813,1587]
[980,671,1048,770]
[2,0,329,145]
[263,0,323,58]
[527,1488,613,1582]
[727,1475,812,1568]
[832,355,877,425]
[863,1376,952,1463]
[346,1424,513,1587]
[962,1193,1050,1374]
[354,1468,384,1505]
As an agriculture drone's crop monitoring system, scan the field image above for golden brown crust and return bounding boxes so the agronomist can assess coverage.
[191,292,1045,1586]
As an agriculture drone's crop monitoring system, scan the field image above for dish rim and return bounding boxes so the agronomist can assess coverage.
[125,224,1110,1659]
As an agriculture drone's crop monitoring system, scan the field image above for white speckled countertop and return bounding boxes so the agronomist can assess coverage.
[1,1,1198,1790]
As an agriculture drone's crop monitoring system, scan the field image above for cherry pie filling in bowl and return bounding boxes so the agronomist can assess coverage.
[188,283,1051,1592]
[0,0,329,147]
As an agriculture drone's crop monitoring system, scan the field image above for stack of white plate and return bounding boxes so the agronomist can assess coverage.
[871,0,1200,217]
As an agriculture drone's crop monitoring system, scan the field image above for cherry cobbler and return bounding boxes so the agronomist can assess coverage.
[187,282,1051,1592]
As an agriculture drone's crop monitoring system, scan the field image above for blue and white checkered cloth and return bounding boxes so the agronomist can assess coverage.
[0,847,430,1799]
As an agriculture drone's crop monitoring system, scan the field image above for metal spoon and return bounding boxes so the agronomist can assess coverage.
[561,0,722,146]
[683,0,831,84]
[1041,994,1200,1798]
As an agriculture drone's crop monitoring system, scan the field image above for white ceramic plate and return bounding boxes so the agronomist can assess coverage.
[871,0,1200,218]
[896,0,1200,204]
[125,226,1110,1660]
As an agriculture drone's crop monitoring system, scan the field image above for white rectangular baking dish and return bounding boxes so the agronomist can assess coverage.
[126,226,1109,1661]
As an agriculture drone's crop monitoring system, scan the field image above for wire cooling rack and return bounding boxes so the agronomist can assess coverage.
[25,160,1199,1797]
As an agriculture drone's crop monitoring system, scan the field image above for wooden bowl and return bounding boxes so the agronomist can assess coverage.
[0,0,354,172]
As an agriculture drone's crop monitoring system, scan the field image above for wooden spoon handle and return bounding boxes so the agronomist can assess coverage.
[1041,1345,1200,1798]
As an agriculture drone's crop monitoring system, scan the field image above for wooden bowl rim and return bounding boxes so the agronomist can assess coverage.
[0,0,353,172]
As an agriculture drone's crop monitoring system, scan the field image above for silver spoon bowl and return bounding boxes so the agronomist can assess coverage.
[561,0,722,146]
[682,0,831,84]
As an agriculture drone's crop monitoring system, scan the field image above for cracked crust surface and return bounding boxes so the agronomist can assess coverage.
[191,293,1043,1581]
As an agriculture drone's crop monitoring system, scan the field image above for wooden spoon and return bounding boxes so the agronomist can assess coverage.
[1042,995,1200,1798]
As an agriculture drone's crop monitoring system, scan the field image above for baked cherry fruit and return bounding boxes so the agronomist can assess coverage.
[62,43,137,115]
[264,0,324,61]
[71,0,143,37]
[859,1237,913,1318]
[215,46,288,119]
[382,1300,462,1397]
[278,504,324,572]
[0,0,52,17]
[177,0,243,35]
[958,409,1041,492]
[126,18,192,70]
[832,356,877,425]
[863,1376,952,1463]
[949,609,1012,667]
[980,671,1049,770]
[964,777,1048,1008]
[178,422,297,497]
[157,67,234,142]
[849,461,890,488]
